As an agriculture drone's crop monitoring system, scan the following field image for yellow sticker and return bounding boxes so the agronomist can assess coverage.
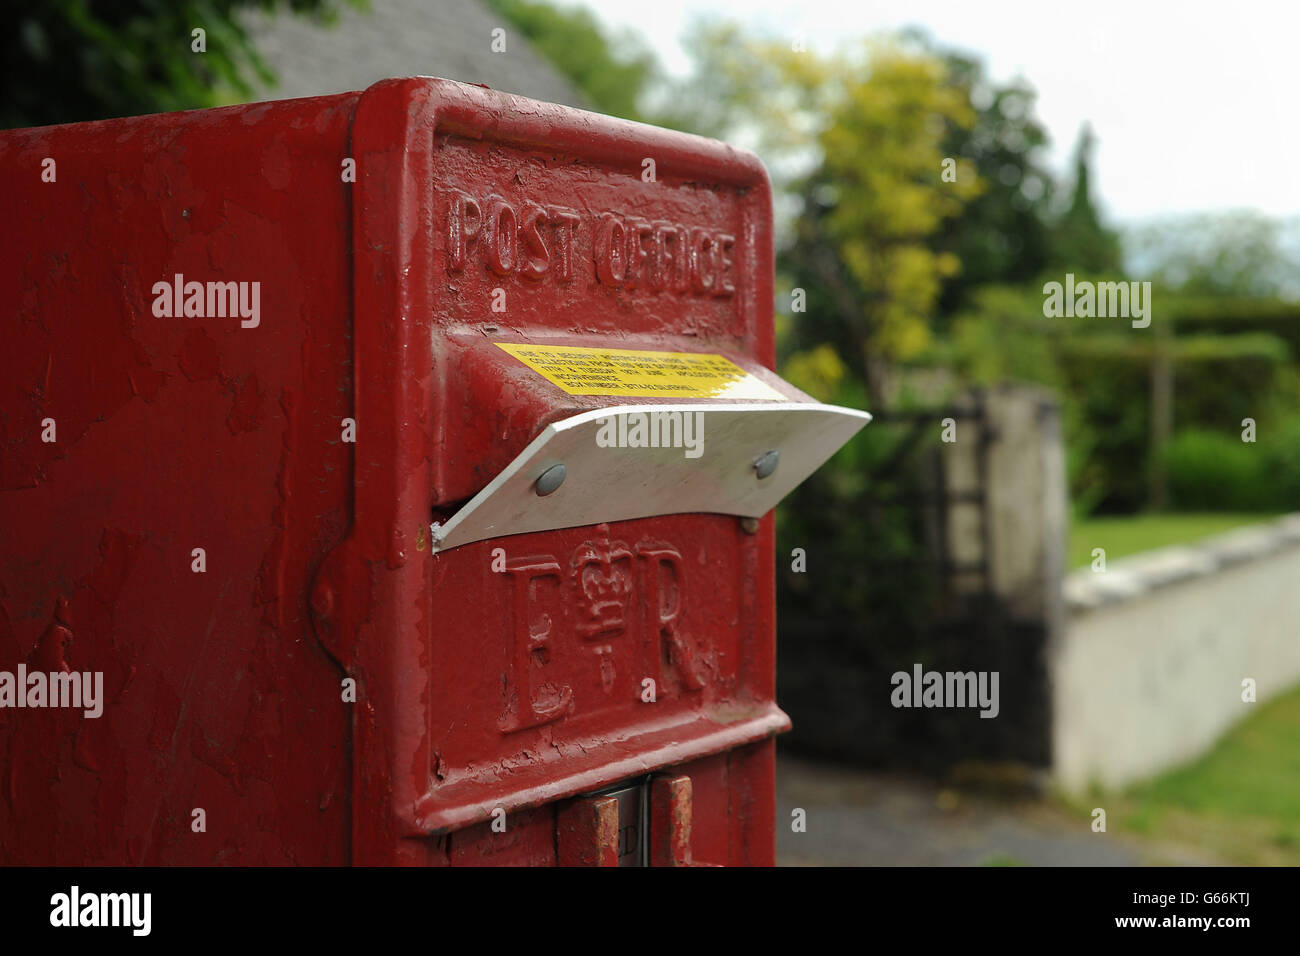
[495,343,787,400]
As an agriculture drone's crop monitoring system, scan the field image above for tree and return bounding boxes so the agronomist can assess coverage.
[1049,123,1122,272]
[782,44,982,403]
[483,0,657,120]
[658,26,987,402]
[2,1,355,130]
[921,36,1056,315]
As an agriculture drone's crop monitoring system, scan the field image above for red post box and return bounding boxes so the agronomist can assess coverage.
[0,77,867,865]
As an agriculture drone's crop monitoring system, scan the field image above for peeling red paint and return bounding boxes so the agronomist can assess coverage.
[177,327,222,382]
[225,373,264,434]
[0,88,355,865]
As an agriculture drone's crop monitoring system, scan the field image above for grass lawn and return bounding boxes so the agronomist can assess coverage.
[1081,685,1300,865]
[1068,512,1279,570]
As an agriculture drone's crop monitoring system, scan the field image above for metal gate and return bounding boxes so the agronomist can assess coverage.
[776,389,1050,771]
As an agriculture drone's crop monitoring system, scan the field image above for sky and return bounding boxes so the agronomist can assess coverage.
[581,0,1298,226]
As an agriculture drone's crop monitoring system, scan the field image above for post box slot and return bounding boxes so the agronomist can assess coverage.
[430,401,870,552]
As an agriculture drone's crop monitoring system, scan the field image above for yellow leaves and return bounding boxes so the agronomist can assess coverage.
[882,246,946,359]
[935,251,962,278]
[683,22,840,157]
[781,344,850,401]
[762,41,837,95]
[811,42,984,362]
[688,23,988,371]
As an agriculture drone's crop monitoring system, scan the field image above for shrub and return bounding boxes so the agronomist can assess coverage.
[1162,428,1270,511]
[1260,413,1300,508]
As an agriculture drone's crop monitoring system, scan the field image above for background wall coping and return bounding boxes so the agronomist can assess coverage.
[1065,513,1300,613]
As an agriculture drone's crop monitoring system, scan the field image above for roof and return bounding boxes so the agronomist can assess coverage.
[242,0,588,109]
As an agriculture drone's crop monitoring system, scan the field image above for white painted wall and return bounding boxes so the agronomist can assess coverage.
[1053,516,1300,792]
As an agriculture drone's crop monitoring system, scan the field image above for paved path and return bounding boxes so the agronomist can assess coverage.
[775,756,1219,866]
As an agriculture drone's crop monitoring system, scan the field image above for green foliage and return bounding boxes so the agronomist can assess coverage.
[1164,416,1300,512]
[1161,414,1300,512]
[1165,295,1300,367]
[1169,335,1292,444]
[1050,124,1122,272]
[912,32,1056,315]
[744,35,996,637]
[1059,350,1149,513]
[946,285,1294,514]
[765,38,984,405]
[3,0,355,129]
[657,21,838,159]
[817,48,982,366]
[945,285,1105,514]
[482,0,655,120]
[776,351,938,625]
[1263,413,1300,506]
[660,24,995,401]
[944,285,1059,382]
[1161,430,1269,510]
[777,429,938,625]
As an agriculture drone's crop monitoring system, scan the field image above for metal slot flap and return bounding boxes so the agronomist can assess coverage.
[430,401,870,552]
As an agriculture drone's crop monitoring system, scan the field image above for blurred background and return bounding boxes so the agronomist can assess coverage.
[8,0,1299,866]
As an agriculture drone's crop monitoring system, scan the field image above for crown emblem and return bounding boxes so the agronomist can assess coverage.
[572,525,633,640]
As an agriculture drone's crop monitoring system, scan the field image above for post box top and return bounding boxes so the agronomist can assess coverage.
[388,74,773,191]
